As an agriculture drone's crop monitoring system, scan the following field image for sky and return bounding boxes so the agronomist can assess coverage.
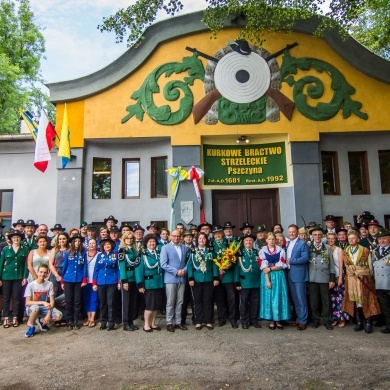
[29,0,207,86]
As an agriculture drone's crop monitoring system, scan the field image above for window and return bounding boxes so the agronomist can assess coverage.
[321,152,340,195]
[0,190,13,230]
[151,156,167,198]
[92,158,111,199]
[149,221,168,232]
[123,159,140,198]
[378,150,390,193]
[348,152,370,194]
[384,215,390,230]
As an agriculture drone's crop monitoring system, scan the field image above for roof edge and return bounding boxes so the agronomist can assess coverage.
[47,11,390,103]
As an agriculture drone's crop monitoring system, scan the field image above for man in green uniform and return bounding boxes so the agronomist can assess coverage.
[253,224,267,251]
[23,220,38,251]
[213,225,237,328]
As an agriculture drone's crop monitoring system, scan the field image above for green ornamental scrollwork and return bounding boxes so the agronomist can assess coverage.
[281,51,368,121]
[218,96,267,124]
[121,53,204,125]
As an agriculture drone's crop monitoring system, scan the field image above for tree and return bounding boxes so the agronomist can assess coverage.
[348,0,390,59]
[0,0,53,134]
[98,0,389,59]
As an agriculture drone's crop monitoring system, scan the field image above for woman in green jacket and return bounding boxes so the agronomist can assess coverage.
[135,234,164,332]
[118,231,139,331]
[0,229,29,328]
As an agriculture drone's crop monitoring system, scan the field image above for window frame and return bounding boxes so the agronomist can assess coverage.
[151,156,168,198]
[348,151,370,195]
[321,151,340,195]
[378,150,390,194]
[0,190,13,228]
[92,157,112,200]
[122,158,141,199]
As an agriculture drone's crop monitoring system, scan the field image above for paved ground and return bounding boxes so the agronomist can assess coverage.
[0,316,389,390]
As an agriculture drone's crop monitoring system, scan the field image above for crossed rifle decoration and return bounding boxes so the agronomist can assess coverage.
[186,40,298,124]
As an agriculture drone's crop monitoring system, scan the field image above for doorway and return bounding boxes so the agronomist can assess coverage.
[212,189,279,236]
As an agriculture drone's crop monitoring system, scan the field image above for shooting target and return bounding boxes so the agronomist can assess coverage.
[214,51,271,104]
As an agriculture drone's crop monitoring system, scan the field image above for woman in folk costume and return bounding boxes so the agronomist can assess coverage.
[187,232,219,330]
[341,230,381,334]
[259,232,290,330]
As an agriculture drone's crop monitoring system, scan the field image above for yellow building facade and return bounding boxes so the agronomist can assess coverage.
[47,12,390,232]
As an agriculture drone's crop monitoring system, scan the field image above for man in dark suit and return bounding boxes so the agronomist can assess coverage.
[286,224,310,330]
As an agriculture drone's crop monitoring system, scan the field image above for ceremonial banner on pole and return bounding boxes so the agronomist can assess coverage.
[167,166,188,231]
[58,104,71,168]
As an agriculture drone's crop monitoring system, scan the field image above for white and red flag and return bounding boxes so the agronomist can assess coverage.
[188,166,205,223]
[34,110,56,173]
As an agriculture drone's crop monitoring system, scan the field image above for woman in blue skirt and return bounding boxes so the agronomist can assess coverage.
[259,232,290,330]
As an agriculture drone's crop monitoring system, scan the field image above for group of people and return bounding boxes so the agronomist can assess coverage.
[0,211,389,338]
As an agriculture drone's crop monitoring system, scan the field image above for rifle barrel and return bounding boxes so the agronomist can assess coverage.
[265,42,298,62]
[186,46,219,64]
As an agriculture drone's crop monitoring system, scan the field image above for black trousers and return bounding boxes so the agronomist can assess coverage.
[98,284,117,325]
[64,282,82,325]
[2,280,23,318]
[122,282,138,324]
[239,288,259,326]
[377,289,390,329]
[214,282,237,323]
[191,282,214,324]
[181,281,195,324]
[308,282,331,324]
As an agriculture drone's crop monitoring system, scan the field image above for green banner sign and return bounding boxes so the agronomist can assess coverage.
[203,142,287,186]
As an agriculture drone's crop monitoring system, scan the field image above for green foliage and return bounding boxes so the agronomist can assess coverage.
[0,0,54,134]
[99,0,389,59]
[348,0,390,59]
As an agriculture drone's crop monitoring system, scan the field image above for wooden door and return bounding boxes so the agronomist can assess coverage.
[212,189,279,235]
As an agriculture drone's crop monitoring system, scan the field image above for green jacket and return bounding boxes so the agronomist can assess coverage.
[234,249,260,289]
[187,247,219,283]
[0,245,29,280]
[118,247,138,283]
[23,237,38,251]
[135,250,164,290]
[211,239,236,283]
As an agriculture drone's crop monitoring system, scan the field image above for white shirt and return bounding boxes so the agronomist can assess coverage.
[287,237,298,260]
[171,242,182,259]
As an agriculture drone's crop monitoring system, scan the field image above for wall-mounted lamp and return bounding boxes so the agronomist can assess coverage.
[236,135,249,144]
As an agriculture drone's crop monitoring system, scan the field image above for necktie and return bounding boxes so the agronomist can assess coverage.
[381,247,385,256]
[248,250,252,256]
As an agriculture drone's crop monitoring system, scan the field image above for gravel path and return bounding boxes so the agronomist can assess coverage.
[1,317,389,390]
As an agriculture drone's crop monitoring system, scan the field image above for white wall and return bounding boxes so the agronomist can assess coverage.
[83,138,172,227]
[320,132,390,226]
[0,139,57,227]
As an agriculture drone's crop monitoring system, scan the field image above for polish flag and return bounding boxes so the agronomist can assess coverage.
[34,110,56,173]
